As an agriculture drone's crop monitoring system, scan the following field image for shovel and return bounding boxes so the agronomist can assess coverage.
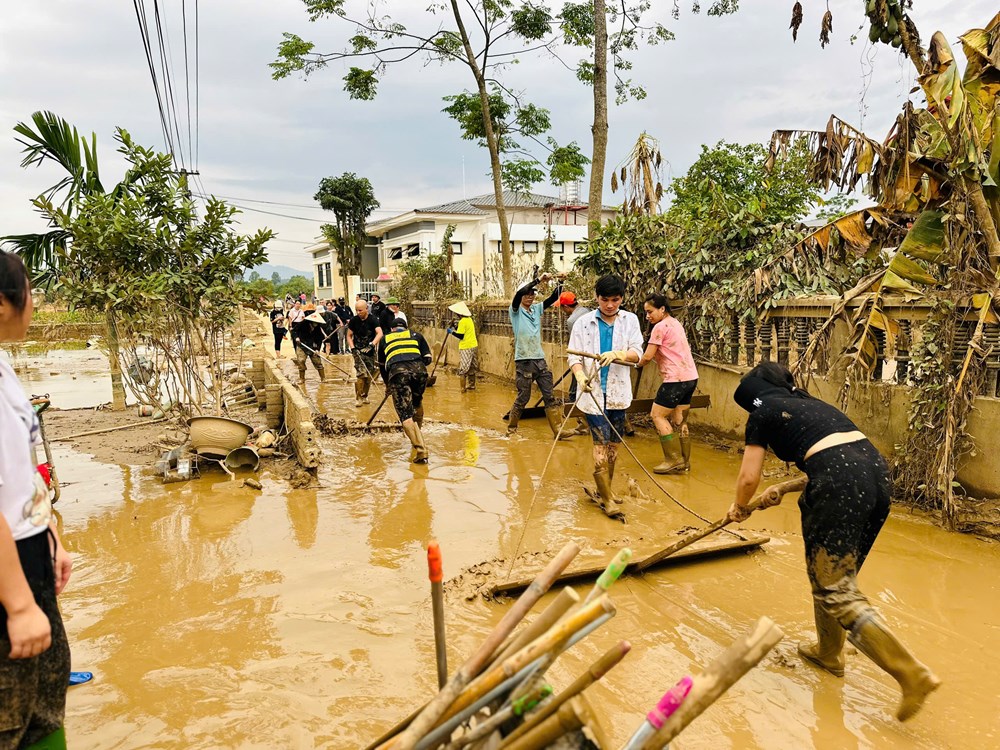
[366,391,393,426]
[425,333,449,387]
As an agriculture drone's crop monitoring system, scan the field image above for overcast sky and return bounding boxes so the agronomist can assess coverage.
[0,1,992,271]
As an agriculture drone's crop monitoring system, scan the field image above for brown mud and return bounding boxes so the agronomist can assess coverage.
[21,342,1000,748]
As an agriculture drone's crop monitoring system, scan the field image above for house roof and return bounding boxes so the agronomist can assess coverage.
[366,190,617,232]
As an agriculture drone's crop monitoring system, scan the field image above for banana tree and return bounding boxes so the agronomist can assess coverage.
[777,9,1000,525]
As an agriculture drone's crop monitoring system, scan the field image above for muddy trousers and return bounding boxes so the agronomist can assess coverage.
[294,347,325,380]
[800,441,890,633]
[387,362,428,424]
[507,359,557,428]
[0,533,70,749]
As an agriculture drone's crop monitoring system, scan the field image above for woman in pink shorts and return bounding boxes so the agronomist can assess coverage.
[637,294,698,474]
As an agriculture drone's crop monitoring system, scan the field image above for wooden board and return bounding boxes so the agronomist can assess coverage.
[489,531,768,596]
[504,394,710,421]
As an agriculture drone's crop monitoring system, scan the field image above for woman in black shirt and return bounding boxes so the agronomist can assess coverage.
[727,362,939,722]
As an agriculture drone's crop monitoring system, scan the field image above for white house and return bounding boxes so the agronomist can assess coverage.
[310,188,618,299]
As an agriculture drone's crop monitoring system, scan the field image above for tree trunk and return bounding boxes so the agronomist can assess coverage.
[105,310,127,411]
[449,0,513,295]
[588,0,609,235]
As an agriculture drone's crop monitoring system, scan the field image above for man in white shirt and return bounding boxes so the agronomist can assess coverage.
[567,275,643,511]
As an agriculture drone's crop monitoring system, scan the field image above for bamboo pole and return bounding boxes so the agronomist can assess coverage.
[428,541,448,690]
[438,595,615,727]
[501,698,586,750]
[499,641,631,747]
[51,418,170,442]
[637,617,785,749]
[382,542,581,750]
[634,476,807,572]
[489,588,579,667]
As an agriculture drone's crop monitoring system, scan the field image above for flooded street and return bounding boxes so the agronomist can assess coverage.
[31,349,1000,748]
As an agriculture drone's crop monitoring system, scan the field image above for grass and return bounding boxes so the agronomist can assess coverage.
[30,309,103,325]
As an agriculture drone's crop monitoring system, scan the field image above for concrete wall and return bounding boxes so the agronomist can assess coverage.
[419,324,1000,497]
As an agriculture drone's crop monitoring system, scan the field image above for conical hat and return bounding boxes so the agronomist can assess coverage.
[448,301,472,317]
[304,312,326,324]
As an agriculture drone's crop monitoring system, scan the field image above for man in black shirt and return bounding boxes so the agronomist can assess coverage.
[321,301,342,355]
[370,293,386,321]
[334,297,353,353]
[376,318,433,463]
[347,299,383,407]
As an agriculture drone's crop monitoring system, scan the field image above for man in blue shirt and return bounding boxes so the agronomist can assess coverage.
[507,272,574,439]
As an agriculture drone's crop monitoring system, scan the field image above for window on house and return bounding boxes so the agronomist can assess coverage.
[316,265,325,288]
[324,263,332,286]
[496,241,503,252]
[523,241,539,254]
[451,241,463,256]
[552,241,564,255]
[406,244,421,257]
[389,247,404,260]
[574,241,587,254]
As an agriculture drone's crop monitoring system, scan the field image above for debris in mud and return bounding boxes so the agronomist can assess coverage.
[273,459,315,489]
[242,478,263,490]
[313,412,399,436]
[581,484,627,522]
[446,550,554,601]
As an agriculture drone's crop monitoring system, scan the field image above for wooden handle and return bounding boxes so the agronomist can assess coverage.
[635,476,807,572]
[567,348,637,367]
[638,618,784,749]
[489,588,579,667]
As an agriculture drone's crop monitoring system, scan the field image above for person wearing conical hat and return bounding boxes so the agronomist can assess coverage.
[446,301,478,392]
[292,311,327,383]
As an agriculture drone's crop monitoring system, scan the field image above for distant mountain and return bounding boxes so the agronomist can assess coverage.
[246,263,313,281]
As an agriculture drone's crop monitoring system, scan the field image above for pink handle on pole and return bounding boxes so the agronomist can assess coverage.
[647,676,693,729]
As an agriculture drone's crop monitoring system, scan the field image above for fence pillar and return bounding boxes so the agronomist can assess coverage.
[729,314,741,365]
[745,320,757,365]
[776,318,790,367]
[759,319,773,362]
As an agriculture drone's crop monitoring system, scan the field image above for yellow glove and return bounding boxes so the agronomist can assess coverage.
[574,369,594,393]
[598,350,629,368]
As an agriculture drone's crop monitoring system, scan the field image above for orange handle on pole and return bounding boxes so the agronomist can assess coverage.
[428,541,443,584]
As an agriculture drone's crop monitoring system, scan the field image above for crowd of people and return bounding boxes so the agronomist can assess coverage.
[0,252,939,748]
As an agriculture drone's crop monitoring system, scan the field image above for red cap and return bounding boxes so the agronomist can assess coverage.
[427,540,443,583]
[555,291,577,307]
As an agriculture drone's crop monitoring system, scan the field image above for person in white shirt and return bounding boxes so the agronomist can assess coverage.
[0,250,72,747]
[567,275,644,509]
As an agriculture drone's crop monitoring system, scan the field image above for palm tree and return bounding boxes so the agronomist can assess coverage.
[1,112,129,408]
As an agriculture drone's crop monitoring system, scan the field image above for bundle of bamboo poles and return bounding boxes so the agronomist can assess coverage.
[368,540,785,750]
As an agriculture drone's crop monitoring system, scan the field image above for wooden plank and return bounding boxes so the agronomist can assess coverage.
[488,532,769,597]
[506,394,711,421]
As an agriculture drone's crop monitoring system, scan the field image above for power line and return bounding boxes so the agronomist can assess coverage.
[133,0,174,157]
[194,0,200,168]
[191,193,332,223]
[191,190,409,214]
[182,0,193,168]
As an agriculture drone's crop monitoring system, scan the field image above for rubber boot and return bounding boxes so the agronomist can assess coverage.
[593,468,616,510]
[460,376,468,393]
[354,380,364,407]
[414,406,424,428]
[798,601,846,677]
[401,420,421,462]
[607,453,623,504]
[849,613,941,721]
[653,436,686,474]
[467,373,476,390]
[679,435,692,472]
[545,405,574,440]
[361,377,371,404]
[412,423,429,463]
[574,417,589,436]
[316,365,326,382]
[25,726,66,749]
[507,404,522,435]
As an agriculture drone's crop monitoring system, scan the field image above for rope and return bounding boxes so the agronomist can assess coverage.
[579,367,747,540]
[503,393,578,582]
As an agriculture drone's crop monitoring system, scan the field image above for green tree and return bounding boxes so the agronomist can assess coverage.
[271,271,282,286]
[314,173,379,296]
[271,0,587,295]
[278,275,312,299]
[38,130,272,414]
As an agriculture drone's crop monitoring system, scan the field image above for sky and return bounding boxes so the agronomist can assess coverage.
[0,1,993,272]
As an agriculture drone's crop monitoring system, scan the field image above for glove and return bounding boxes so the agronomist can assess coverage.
[598,350,629,368]
[758,487,784,509]
[574,369,594,394]
[727,502,752,523]
[361,345,374,354]
[447,327,455,335]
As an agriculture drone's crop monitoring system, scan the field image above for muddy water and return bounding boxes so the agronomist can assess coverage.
[47,353,1000,748]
